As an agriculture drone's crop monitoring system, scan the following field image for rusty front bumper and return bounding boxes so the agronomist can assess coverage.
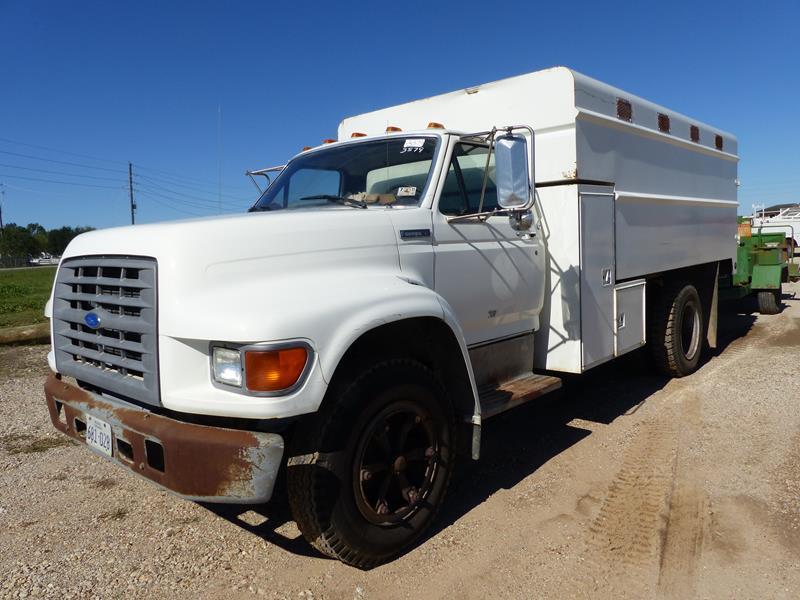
[44,374,284,503]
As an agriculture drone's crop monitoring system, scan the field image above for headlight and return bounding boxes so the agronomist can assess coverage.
[212,347,242,387]
[211,342,312,395]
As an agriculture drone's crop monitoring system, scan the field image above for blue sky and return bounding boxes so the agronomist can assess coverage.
[0,0,797,229]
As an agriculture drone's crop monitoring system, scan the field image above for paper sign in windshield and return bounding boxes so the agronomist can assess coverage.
[403,139,425,148]
[397,186,417,197]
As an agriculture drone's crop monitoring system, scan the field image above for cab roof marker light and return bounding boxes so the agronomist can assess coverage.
[427,122,445,129]
[322,139,336,144]
[301,146,312,151]
[351,132,367,138]
[385,126,402,133]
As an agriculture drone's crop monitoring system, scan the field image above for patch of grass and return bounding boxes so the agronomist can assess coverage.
[0,432,75,454]
[0,267,57,328]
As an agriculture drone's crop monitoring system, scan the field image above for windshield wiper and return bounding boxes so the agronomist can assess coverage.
[248,204,272,212]
[299,194,367,209]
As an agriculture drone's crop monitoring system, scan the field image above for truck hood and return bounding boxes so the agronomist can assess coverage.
[61,209,402,339]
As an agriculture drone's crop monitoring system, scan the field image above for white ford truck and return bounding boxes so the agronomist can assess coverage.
[43,67,738,567]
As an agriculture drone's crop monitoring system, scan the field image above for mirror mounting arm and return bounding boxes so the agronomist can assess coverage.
[446,208,514,223]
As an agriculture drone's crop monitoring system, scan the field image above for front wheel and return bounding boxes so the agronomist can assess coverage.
[286,360,455,568]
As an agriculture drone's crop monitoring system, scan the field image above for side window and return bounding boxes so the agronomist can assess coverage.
[284,169,341,208]
[438,143,498,216]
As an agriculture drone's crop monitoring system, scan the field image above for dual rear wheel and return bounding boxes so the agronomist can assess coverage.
[649,279,783,375]
[649,282,705,377]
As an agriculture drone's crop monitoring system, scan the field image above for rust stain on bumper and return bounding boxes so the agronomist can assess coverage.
[44,374,284,503]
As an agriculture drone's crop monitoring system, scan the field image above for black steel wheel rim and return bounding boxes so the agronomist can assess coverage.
[352,400,440,526]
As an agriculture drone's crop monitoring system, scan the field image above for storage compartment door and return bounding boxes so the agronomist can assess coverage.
[614,279,646,356]
[580,192,615,369]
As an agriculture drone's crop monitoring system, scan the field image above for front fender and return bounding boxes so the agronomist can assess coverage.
[317,277,480,419]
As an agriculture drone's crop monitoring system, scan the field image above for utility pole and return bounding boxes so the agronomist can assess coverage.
[0,183,5,234]
[217,104,223,215]
[128,162,136,225]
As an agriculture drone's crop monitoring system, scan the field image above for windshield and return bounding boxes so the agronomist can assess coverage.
[251,137,439,211]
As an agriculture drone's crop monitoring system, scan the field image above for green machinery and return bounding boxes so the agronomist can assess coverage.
[720,223,799,314]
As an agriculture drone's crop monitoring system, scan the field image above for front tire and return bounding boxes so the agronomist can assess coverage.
[649,282,705,377]
[286,360,455,568]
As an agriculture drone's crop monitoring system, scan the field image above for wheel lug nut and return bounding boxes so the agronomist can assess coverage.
[425,447,435,458]
[361,469,372,481]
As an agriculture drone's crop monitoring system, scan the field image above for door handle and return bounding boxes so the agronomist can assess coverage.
[602,268,612,286]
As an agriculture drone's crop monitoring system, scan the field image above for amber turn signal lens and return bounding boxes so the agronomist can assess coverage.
[351,132,367,138]
[385,126,402,133]
[245,347,308,392]
[427,121,444,129]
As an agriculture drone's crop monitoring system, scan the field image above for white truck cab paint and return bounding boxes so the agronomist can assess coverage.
[43,67,738,567]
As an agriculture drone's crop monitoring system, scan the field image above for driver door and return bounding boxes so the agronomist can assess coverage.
[432,138,544,346]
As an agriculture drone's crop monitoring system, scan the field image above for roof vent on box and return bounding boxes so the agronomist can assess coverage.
[616,98,633,122]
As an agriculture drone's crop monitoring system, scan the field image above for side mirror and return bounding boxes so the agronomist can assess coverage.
[494,134,532,210]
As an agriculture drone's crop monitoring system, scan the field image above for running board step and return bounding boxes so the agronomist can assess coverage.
[478,373,562,420]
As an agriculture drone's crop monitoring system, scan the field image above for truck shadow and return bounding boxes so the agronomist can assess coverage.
[200,306,758,565]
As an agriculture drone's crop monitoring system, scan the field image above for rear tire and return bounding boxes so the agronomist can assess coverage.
[649,282,704,377]
[286,360,455,569]
[757,289,781,315]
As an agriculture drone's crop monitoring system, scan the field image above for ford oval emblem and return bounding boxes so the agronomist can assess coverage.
[84,312,101,329]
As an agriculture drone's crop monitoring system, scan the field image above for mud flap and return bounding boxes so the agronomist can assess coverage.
[706,263,719,350]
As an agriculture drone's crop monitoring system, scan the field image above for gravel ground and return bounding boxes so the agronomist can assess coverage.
[1,284,799,599]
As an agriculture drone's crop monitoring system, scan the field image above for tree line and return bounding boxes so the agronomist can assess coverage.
[0,223,95,258]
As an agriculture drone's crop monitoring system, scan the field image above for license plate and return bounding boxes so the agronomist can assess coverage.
[85,414,113,457]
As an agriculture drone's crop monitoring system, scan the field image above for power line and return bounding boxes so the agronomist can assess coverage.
[0,137,261,221]
[0,149,128,174]
[134,180,247,206]
[0,162,125,182]
[135,163,225,187]
[0,136,128,166]
[137,173,250,201]
[0,136,254,192]
[0,181,97,198]
[135,175,250,204]
[0,138,255,198]
[133,185,232,211]
[0,172,124,189]
[136,191,207,217]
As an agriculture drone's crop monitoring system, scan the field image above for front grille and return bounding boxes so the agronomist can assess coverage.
[52,256,159,406]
